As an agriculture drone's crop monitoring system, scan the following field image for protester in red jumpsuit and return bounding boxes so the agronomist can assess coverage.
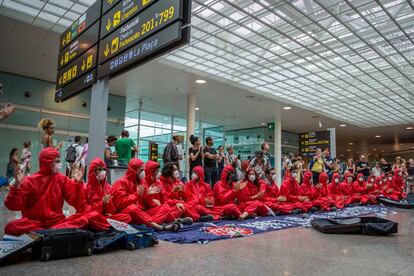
[383,172,405,201]
[84,158,132,230]
[111,158,180,231]
[311,172,335,211]
[393,168,406,195]
[365,175,379,196]
[262,168,288,213]
[279,165,311,214]
[327,172,346,209]
[185,165,240,220]
[4,148,88,236]
[352,173,376,205]
[298,171,322,212]
[213,165,242,219]
[339,171,354,205]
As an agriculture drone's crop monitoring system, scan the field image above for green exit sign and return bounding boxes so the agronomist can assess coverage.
[267,122,275,131]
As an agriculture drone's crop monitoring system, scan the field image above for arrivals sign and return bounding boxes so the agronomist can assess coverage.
[55,0,191,102]
[299,131,330,157]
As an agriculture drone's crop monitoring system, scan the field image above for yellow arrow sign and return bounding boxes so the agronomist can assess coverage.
[60,56,64,66]
[104,44,110,57]
[108,0,113,4]
[106,18,112,32]
[81,60,86,71]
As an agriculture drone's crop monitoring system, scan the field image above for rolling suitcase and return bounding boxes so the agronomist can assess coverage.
[311,216,398,236]
[31,228,94,261]
[93,230,127,253]
[124,225,158,250]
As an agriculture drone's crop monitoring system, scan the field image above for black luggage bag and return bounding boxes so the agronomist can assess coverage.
[311,216,398,236]
[377,195,414,209]
[31,228,94,261]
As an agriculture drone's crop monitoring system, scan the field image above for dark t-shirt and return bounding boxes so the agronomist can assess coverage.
[381,163,392,174]
[203,146,217,168]
[189,147,203,170]
[357,161,370,176]
[407,165,414,177]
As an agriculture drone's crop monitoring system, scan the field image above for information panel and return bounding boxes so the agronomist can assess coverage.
[59,0,101,51]
[299,131,331,157]
[98,0,183,64]
[100,0,158,38]
[55,70,97,102]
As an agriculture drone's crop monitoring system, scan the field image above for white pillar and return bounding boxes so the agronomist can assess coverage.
[186,93,196,178]
[88,76,109,166]
[274,109,282,187]
[327,127,336,159]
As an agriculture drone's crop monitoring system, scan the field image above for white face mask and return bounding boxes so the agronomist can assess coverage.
[173,170,180,179]
[139,171,145,180]
[248,175,256,182]
[382,179,387,183]
[97,170,106,181]
[359,177,364,182]
[334,178,340,184]
[54,163,62,174]
[370,179,375,183]
[388,177,393,181]
[191,173,198,181]
[398,172,402,176]
[291,173,298,179]
[347,177,353,183]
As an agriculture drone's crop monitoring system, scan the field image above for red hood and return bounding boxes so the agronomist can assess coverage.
[241,160,250,173]
[144,161,159,186]
[39,147,60,175]
[88,158,107,182]
[330,172,341,185]
[368,175,376,184]
[220,165,235,184]
[87,158,107,200]
[303,171,313,187]
[356,173,365,182]
[126,158,144,183]
[192,166,205,183]
[319,172,329,186]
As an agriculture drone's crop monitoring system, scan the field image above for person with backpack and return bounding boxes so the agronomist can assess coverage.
[65,136,83,178]
[162,135,180,168]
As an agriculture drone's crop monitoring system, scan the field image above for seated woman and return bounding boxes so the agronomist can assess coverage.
[235,169,269,220]
[212,165,242,219]
[327,173,346,209]
[4,148,88,236]
[311,172,337,211]
[262,168,288,213]
[393,168,407,196]
[298,171,321,212]
[339,172,357,205]
[84,158,132,230]
[383,172,405,201]
[111,158,180,232]
[352,173,376,205]
[365,175,380,197]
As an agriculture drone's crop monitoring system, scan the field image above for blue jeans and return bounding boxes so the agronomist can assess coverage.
[204,166,219,187]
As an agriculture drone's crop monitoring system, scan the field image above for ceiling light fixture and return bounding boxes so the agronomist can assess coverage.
[375,135,381,138]
[346,149,351,152]
[406,127,413,130]
[195,79,206,84]
[340,124,346,127]
[349,142,353,145]
[283,106,292,110]
[195,107,200,111]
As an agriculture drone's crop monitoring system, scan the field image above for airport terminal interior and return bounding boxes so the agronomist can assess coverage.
[0,0,413,275]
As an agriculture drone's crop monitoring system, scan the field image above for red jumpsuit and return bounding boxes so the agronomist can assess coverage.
[338,171,354,205]
[236,170,269,216]
[327,173,346,209]
[383,172,405,201]
[185,166,240,220]
[262,177,286,212]
[365,175,380,197]
[4,148,88,236]
[311,172,336,211]
[111,158,171,226]
[143,161,183,223]
[279,173,311,214]
[351,173,376,205]
[212,165,242,218]
[84,158,131,231]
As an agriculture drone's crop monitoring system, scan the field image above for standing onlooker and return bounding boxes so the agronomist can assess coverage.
[380,158,392,175]
[346,159,356,176]
[217,145,225,178]
[176,135,185,179]
[162,135,180,167]
[105,135,118,184]
[38,118,63,149]
[203,136,219,186]
[20,141,32,175]
[407,159,414,194]
[371,162,382,177]
[261,142,271,165]
[6,148,19,180]
[249,150,268,179]
[295,156,305,183]
[310,148,325,185]
[116,130,138,167]
[323,148,334,182]
[392,157,403,171]
[188,135,204,177]
[225,146,237,166]
[65,136,83,177]
[356,156,370,180]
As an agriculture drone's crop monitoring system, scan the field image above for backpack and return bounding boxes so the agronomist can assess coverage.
[66,145,79,163]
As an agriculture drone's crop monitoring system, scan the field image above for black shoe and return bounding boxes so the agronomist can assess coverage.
[198,215,214,222]
[176,217,193,225]
[290,209,302,215]
[220,215,235,220]
[309,207,318,213]
[354,202,361,206]
[330,207,338,212]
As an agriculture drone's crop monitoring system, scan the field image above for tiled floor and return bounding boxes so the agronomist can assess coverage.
[0,191,413,276]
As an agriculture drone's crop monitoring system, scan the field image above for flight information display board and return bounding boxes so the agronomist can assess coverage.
[55,0,191,103]
[299,131,331,156]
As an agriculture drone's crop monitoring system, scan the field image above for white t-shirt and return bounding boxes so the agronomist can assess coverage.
[176,143,184,173]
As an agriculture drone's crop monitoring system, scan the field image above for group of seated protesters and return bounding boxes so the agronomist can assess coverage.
[4,147,407,236]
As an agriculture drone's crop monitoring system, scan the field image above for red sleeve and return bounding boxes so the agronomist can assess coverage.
[279,181,298,202]
[63,177,87,212]
[352,182,364,194]
[203,184,214,204]
[103,198,117,214]
[112,180,139,211]
[299,185,312,198]
[4,184,27,211]
[213,182,235,204]
[183,184,199,206]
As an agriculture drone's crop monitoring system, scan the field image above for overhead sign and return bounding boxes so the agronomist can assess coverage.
[98,22,188,78]
[59,0,101,51]
[98,0,183,64]
[57,21,100,70]
[100,0,158,38]
[55,70,97,102]
[56,45,98,90]
[299,131,331,157]
[149,141,159,161]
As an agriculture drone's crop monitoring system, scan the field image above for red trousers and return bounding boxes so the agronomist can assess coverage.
[86,211,132,231]
[239,200,268,216]
[194,204,242,220]
[146,204,182,224]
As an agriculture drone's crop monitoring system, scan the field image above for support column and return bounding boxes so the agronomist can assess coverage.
[87,76,109,165]
[274,109,282,187]
[327,127,336,159]
[186,93,196,178]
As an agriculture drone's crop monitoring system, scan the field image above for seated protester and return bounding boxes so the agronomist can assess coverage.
[351,173,376,205]
[159,162,202,223]
[327,173,346,209]
[298,171,322,212]
[365,175,378,196]
[85,158,132,230]
[235,169,269,220]
[376,175,388,195]
[383,172,405,201]
[4,148,88,236]
[393,168,406,194]
[144,161,184,223]
[279,165,312,214]
[185,166,240,220]
[312,172,337,211]
[111,158,181,232]
[338,171,355,205]
[213,165,242,219]
[262,168,288,213]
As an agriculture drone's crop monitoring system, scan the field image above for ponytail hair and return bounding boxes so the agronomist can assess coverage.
[190,135,198,146]
[38,118,54,131]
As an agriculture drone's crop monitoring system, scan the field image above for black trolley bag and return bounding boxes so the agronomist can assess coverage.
[311,216,398,236]
[377,194,414,209]
[31,228,94,261]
